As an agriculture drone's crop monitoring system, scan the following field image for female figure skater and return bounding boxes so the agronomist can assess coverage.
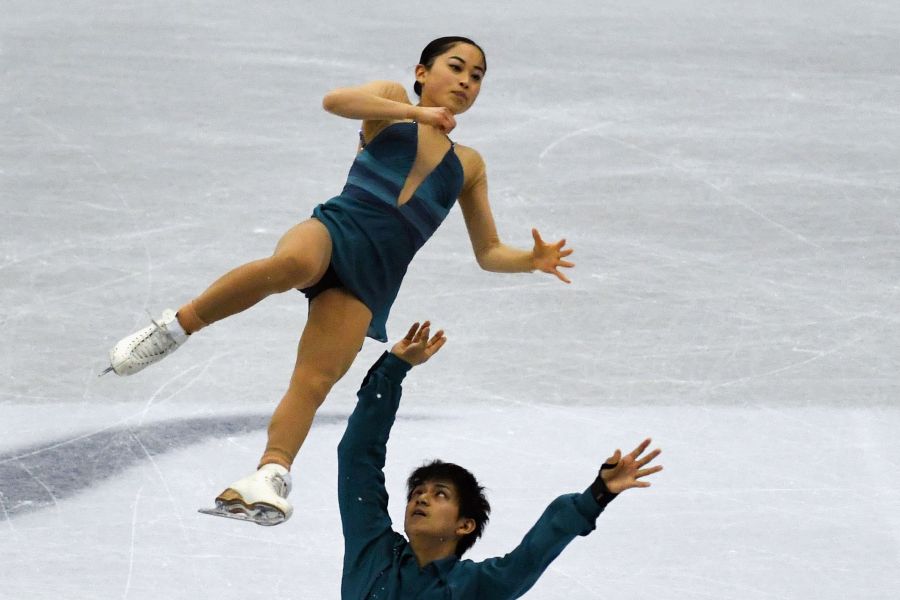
[106,37,574,525]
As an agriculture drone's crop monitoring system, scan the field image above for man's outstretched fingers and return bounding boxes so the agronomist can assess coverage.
[635,448,662,469]
[430,336,447,355]
[636,465,663,479]
[603,449,622,466]
[629,438,653,459]
[404,322,420,341]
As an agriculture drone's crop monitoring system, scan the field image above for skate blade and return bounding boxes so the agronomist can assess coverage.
[198,503,286,527]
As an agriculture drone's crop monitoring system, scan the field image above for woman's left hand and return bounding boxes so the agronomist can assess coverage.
[531,228,575,283]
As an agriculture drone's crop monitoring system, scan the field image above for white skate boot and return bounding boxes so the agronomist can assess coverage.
[198,464,293,526]
[105,309,188,376]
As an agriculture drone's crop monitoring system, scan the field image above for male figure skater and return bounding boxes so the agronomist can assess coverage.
[338,321,663,599]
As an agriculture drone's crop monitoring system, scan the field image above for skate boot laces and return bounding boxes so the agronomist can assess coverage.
[103,309,187,376]
[263,468,292,498]
[133,313,178,360]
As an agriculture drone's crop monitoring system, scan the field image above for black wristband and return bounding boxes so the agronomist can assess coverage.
[590,462,619,507]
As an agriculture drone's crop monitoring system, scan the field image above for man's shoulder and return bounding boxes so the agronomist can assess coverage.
[344,529,409,572]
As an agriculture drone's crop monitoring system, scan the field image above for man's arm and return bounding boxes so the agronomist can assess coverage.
[473,439,663,599]
[337,323,447,574]
[336,351,410,543]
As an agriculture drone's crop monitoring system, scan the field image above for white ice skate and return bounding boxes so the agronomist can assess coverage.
[198,464,293,526]
[103,309,188,376]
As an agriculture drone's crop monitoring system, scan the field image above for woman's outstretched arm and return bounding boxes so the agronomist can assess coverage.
[457,148,575,283]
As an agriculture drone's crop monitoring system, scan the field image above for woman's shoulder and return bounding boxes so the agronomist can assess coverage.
[454,143,483,165]
[454,144,486,180]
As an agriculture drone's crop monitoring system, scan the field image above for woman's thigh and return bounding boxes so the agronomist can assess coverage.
[290,287,372,393]
[273,218,333,289]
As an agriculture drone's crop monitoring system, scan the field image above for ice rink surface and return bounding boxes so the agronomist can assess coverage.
[2,0,899,598]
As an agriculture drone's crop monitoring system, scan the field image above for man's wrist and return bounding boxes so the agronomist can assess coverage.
[589,463,619,508]
[381,352,413,375]
[362,351,412,387]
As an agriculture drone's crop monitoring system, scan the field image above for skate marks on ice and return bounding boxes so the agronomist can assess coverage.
[0,412,431,520]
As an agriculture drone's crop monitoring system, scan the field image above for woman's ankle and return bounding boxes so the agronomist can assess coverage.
[176,300,208,334]
[258,453,293,471]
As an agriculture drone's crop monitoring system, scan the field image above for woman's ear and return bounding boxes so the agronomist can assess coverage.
[414,63,428,90]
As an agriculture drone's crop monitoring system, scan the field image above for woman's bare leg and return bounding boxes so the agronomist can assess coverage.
[259,287,372,469]
[177,219,333,333]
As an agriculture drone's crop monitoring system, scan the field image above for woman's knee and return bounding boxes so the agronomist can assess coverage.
[290,367,344,407]
[261,253,316,291]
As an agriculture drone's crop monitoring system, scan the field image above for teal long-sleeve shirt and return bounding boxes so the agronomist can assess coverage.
[337,352,611,599]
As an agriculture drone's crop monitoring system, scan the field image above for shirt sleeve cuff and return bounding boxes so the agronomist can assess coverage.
[361,352,412,388]
[378,352,413,380]
[575,487,607,519]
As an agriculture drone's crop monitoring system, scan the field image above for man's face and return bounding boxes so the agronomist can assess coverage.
[404,479,472,543]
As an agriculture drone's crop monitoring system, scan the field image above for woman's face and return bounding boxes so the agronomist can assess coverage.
[416,43,486,114]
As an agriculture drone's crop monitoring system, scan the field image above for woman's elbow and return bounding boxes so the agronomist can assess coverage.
[473,242,499,271]
[474,253,495,272]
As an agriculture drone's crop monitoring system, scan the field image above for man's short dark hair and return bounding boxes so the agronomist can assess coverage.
[406,460,491,557]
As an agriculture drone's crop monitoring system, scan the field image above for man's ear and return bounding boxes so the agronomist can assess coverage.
[456,517,476,537]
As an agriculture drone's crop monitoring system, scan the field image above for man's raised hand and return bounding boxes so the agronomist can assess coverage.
[599,438,663,495]
[390,321,447,367]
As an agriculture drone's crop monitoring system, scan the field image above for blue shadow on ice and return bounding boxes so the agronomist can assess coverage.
[0,411,414,519]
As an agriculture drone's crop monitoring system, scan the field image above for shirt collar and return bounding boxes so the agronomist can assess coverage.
[399,545,460,582]
[430,555,460,580]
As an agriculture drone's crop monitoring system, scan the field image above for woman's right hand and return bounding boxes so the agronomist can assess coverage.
[412,106,456,134]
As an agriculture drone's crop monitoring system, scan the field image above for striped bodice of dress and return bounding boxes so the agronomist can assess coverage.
[341,121,464,250]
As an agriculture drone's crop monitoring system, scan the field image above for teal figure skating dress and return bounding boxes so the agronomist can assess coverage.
[304,121,464,342]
